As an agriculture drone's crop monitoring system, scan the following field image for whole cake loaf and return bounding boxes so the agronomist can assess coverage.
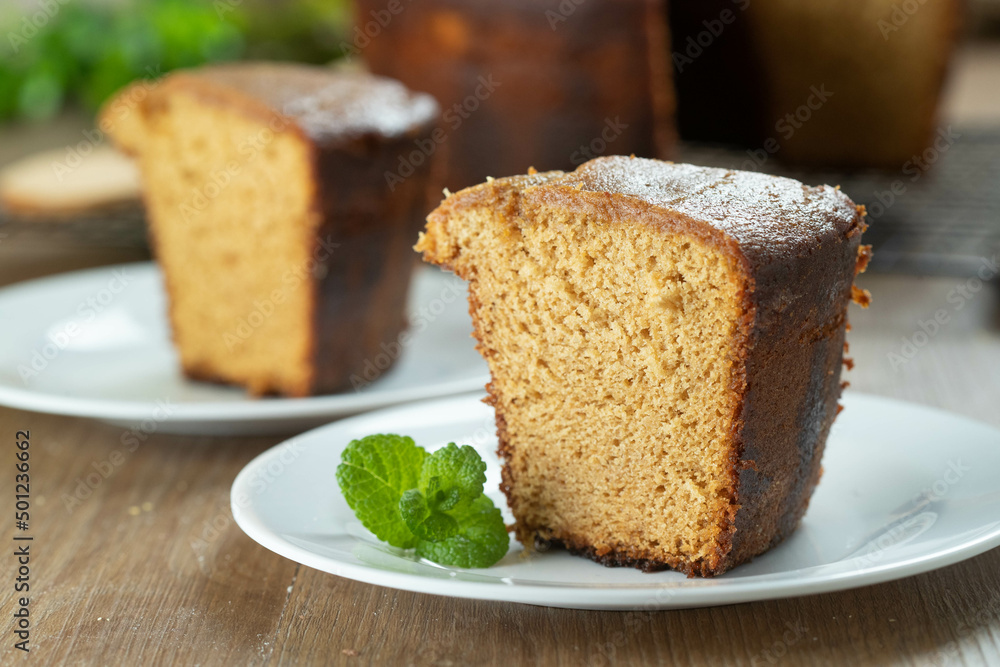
[355,0,675,191]
[103,63,439,396]
[417,156,870,576]
[668,0,961,167]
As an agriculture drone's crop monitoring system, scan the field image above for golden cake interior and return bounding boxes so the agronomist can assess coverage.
[120,85,318,396]
[420,191,747,570]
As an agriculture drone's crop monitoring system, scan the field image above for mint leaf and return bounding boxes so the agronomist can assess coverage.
[419,443,487,510]
[335,434,427,548]
[416,496,509,568]
[336,435,509,568]
[399,489,459,541]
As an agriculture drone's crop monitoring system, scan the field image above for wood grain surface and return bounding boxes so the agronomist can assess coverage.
[0,265,998,667]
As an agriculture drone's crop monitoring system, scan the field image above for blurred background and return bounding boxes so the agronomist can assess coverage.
[0,0,349,122]
[0,0,350,282]
[0,0,998,282]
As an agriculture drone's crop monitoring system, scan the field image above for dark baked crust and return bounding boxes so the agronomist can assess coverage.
[307,127,437,394]
[357,0,676,192]
[423,157,867,576]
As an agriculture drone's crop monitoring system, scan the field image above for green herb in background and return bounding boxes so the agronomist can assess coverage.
[336,435,511,569]
[0,0,350,123]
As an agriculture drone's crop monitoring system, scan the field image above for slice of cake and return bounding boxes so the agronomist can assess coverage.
[355,0,676,192]
[102,63,439,397]
[416,156,870,576]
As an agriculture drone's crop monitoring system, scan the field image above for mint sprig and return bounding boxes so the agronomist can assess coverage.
[335,435,509,568]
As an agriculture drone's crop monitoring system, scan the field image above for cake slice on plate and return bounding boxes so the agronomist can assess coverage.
[103,63,439,396]
[416,156,870,576]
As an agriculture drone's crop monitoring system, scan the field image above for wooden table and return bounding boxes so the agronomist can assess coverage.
[2,48,1000,667]
[0,260,998,667]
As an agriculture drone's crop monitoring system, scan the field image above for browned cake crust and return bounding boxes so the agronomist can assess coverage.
[418,156,870,576]
[355,0,676,192]
[104,63,439,396]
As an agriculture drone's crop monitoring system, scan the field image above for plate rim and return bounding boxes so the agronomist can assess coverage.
[0,261,489,424]
[230,391,1000,610]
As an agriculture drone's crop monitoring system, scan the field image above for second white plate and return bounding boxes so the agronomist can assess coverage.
[0,263,488,434]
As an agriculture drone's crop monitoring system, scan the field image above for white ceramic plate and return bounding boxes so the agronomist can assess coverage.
[0,263,488,435]
[232,392,1000,610]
